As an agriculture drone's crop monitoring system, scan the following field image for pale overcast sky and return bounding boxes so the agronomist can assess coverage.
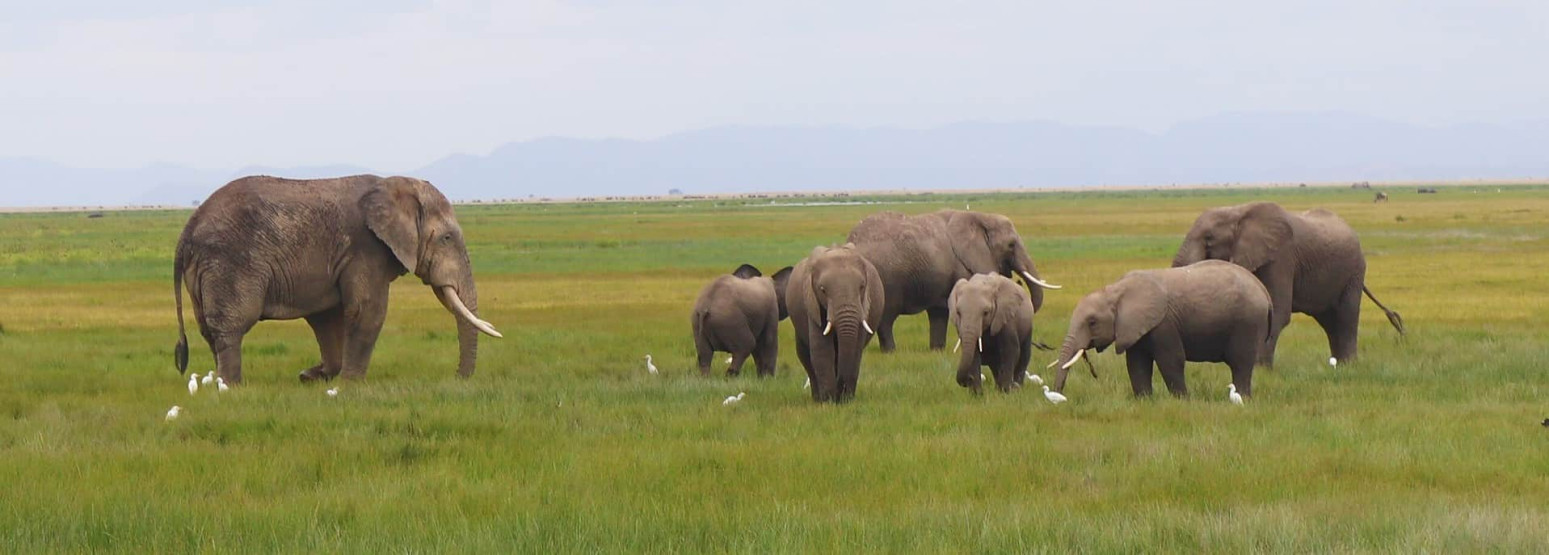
[2,0,1545,170]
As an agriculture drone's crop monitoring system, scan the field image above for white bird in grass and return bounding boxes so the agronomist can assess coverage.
[165,406,181,421]
[1328,357,1338,368]
[1027,373,1045,386]
[216,377,229,393]
[201,371,215,385]
[725,356,734,364]
[1228,384,1244,406]
[645,354,659,375]
[723,392,745,406]
[326,387,339,397]
[187,374,199,395]
[1042,385,1067,405]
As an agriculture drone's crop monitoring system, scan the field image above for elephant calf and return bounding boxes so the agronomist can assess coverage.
[948,274,1035,394]
[787,244,885,403]
[691,264,792,377]
[1051,260,1272,399]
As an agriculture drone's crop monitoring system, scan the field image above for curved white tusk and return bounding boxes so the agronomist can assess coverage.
[822,320,833,336]
[1046,358,1059,369]
[439,286,503,338]
[977,338,983,352]
[862,320,874,335]
[1060,348,1086,370]
[953,338,961,353]
[1020,270,1062,290]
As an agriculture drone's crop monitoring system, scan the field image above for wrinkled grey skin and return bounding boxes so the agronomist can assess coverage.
[1173,202,1404,366]
[847,209,1055,352]
[173,175,498,384]
[691,264,792,377]
[948,274,1034,394]
[1052,261,1272,398]
[787,244,886,403]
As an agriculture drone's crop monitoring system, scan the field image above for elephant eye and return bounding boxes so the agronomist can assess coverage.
[441,233,453,243]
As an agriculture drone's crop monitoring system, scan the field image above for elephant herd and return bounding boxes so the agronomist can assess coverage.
[171,175,1404,405]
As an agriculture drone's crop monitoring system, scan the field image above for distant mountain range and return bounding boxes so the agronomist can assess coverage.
[5,112,1548,207]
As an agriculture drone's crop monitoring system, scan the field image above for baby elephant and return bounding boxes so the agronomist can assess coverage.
[948,274,1035,394]
[692,264,792,377]
[1050,260,1272,398]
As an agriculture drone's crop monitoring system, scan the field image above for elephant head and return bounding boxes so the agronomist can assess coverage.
[946,211,1059,312]
[800,244,884,402]
[1173,202,1293,272]
[363,176,500,377]
[1050,273,1167,392]
[948,274,1026,393]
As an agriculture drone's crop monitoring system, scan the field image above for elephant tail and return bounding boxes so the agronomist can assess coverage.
[173,250,189,374]
[1362,285,1406,336]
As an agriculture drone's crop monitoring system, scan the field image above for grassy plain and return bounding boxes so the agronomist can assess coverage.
[1,184,1547,552]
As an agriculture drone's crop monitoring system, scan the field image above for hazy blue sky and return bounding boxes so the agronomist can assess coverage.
[2,1,1545,170]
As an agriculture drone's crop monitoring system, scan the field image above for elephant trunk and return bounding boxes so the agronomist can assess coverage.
[1013,250,1050,312]
[1173,237,1205,268]
[435,274,486,378]
[1052,332,1085,393]
[956,328,982,388]
[832,305,867,402]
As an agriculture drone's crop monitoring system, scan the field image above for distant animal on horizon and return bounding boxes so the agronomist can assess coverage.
[691,264,792,377]
[1173,202,1404,367]
[1417,187,1439,194]
[1373,191,1388,203]
[847,209,1059,352]
[786,244,885,403]
[173,175,502,384]
[948,274,1035,394]
[1050,261,1272,398]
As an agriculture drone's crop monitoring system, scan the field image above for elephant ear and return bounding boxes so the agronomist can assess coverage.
[947,213,996,274]
[863,258,886,328]
[947,278,968,327]
[990,278,1024,336]
[771,266,793,321]
[362,178,424,273]
[1231,203,1293,271]
[1114,275,1168,354]
[732,264,762,279]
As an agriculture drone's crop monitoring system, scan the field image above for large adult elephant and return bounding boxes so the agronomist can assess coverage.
[847,209,1060,352]
[173,175,502,384]
[1172,202,1404,366]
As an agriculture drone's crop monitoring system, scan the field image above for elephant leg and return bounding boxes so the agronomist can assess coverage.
[1126,349,1155,397]
[1316,283,1363,364]
[207,330,248,385]
[993,335,1021,392]
[1154,347,1188,398]
[195,278,261,385]
[300,305,346,382]
[1014,335,1033,386]
[876,312,899,352]
[1257,271,1294,368]
[693,317,714,377]
[718,324,757,378]
[337,279,391,380]
[927,307,949,351]
[807,335,837,402]
[726,351,752,378]
[752,316,778,378]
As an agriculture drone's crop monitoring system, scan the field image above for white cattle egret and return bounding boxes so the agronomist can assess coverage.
[165,406,181,421]
[722,392,745,406]
[216,377,229,393]
[1328,357,1338,368]
[187,375,199,396]
[803,377,811,389]
[1027,374,1045,386]
[326,387,339,397]
[645,355,659,374]
[725,356,734,364]
[1228,384,1244,405]
[1042,385,1067,405]
[201,372,214,385]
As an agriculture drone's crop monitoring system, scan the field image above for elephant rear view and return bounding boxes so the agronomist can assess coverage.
[1173,202,1405,366]
[786,244,885,403]
[172,175,502,384]
[847,209,1060,352]
[691,264,792,377]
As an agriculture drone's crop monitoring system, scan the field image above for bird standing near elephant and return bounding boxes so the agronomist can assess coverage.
[1172,202,1404,366]
[691,264,792,377]
[846,209,1060,352]
[948,274,1035,394]
[172,175,502,384]
[1050,260,1272,398]
[786,244,885,403]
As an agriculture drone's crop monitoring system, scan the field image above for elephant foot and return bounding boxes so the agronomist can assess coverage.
[725,368,741,378]
[298,365,336,383]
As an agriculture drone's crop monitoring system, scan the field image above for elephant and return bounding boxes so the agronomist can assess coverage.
[947,274,1035,394]
[846,209,1060,352]
[786,244,885,403]
[172,175,501,384]
[1172,202,1405,366]
[691,264,792,377]
[1050,260,1272,398]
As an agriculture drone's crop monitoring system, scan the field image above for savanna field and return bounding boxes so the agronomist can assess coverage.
[2,185,1547,551]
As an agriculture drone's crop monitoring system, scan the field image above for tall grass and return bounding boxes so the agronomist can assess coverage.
[1,185,1546,551]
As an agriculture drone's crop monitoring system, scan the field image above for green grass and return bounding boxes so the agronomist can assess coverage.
[2,185,1548,551]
